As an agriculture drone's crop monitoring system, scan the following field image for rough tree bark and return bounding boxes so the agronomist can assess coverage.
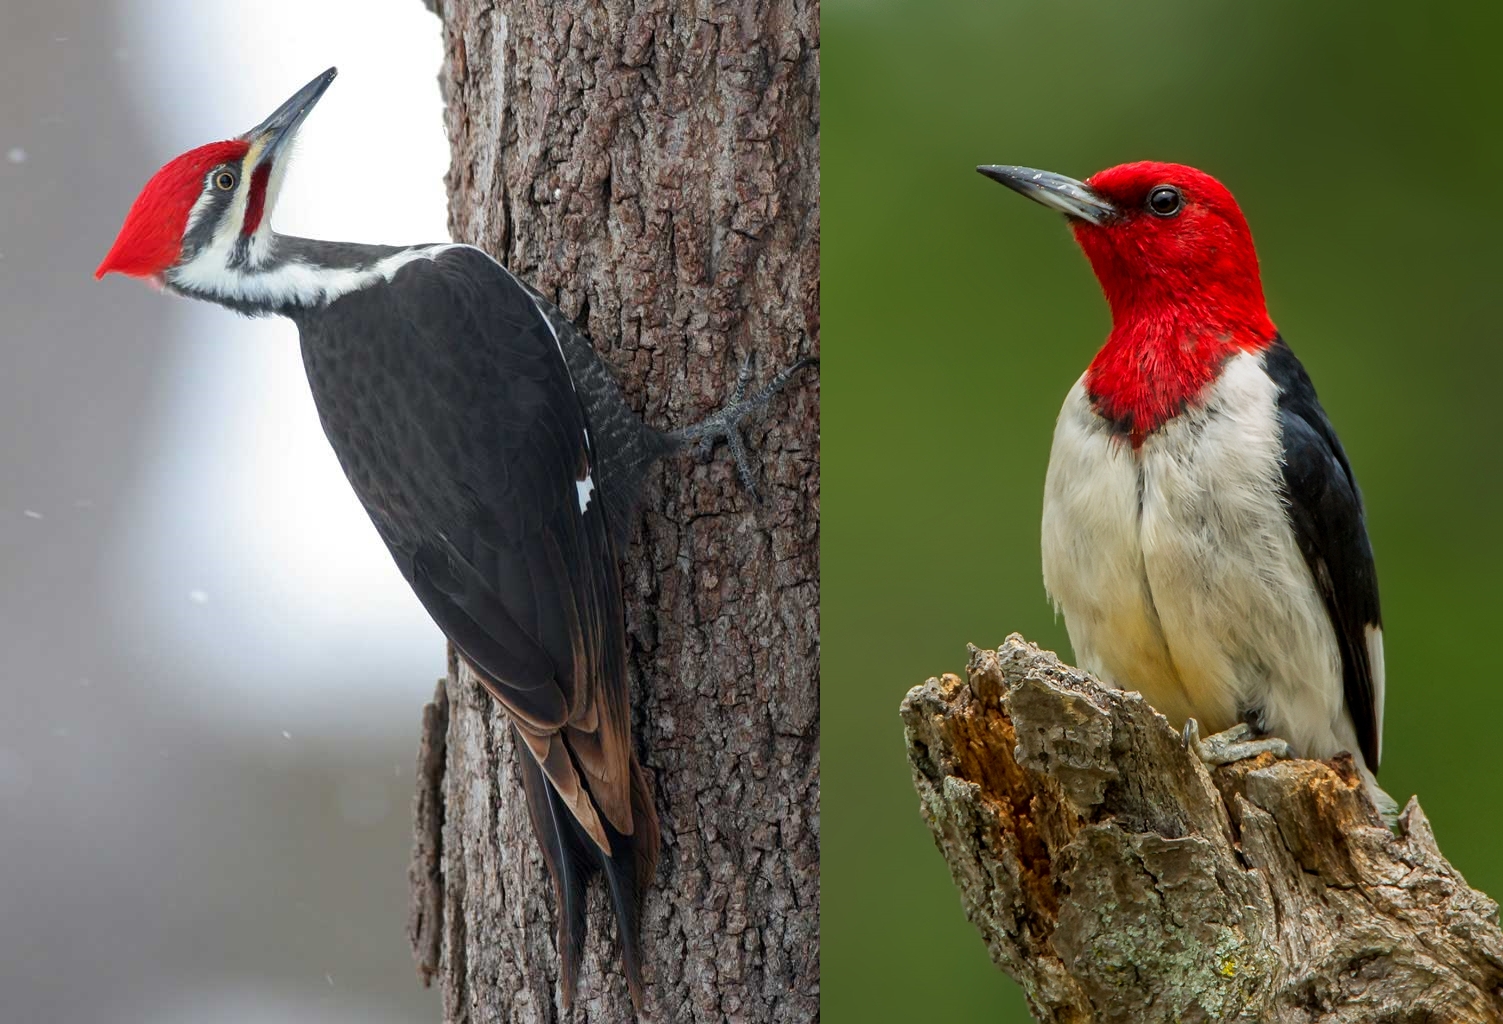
[902,636,1503,1023]
[407,2,819,1022]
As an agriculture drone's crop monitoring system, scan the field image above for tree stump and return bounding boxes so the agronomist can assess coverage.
[902,635,1503,1023]
[408,1,820,1021]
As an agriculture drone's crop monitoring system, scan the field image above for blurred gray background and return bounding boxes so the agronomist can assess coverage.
[1,2,454,1020]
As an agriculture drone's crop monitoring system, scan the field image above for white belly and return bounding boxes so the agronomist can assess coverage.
[1041,351,1357,763]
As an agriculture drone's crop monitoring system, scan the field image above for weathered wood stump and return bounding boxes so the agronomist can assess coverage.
[902,635,1503,1023]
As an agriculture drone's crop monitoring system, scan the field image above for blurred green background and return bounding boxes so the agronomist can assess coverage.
[823,0,1503,1019]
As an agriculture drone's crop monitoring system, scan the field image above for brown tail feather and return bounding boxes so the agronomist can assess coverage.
[605,755,660,1010]
[517,733,591,1006]
[517,727,661,1012]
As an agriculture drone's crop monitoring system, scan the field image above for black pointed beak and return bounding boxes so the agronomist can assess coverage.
[244,67,337,165]
[977,164,1117,225]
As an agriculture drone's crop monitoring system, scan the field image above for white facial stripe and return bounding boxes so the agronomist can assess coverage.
[208,155,260,257]
[183,185,218,237]
[168,243,456,307]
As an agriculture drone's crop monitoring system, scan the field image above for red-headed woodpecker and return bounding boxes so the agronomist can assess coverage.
[979,161,1392,816]
[96,68,813,1010]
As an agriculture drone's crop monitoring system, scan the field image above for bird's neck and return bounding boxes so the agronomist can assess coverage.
[166,232,420,316]
[1085,290,1276,447]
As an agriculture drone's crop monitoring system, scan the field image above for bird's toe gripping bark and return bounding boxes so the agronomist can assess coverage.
[1182,717,1291,766]
[670,352,818,504]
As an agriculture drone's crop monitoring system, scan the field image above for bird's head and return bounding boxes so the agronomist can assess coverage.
[978,161,1275,344]
[95,67,338,288]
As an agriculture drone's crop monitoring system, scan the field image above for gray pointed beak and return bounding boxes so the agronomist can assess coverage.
[244,67,337,165]
[977,165,1117,225]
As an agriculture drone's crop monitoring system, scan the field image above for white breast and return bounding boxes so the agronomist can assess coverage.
[1041,351,1359,767]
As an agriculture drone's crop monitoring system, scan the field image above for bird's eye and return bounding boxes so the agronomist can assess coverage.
[1147,185,1182,217]
[213,170,237,192]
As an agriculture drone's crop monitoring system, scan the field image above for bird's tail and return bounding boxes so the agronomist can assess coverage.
[516,728,660,1011]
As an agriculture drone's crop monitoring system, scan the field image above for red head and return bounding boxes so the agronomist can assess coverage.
[96,68,337,289]
[95,141,249,281]
[979,161,1277,444]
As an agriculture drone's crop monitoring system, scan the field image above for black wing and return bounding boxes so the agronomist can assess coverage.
[1265,336,1384,771]
[296,244,634,836]
[295,245,659,1006]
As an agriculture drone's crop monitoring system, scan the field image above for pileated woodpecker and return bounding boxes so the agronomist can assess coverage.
[978,162,1392,817]
[97,67,813,1009]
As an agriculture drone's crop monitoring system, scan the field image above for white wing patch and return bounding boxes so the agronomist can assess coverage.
[576,474,595,513]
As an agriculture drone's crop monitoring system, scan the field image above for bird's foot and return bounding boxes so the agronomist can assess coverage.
[669,352,817,504]
[1181,718,1291,766]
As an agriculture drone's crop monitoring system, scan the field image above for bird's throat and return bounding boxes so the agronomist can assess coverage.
[1085,310,1274,448]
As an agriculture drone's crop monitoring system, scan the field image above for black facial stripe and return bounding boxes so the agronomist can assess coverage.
[178,161,246,261]
[229,233,253,268]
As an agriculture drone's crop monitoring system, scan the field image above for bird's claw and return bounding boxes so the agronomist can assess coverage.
[671,352,818,506]
[731,351,757,399]
[1182,718,1290,766]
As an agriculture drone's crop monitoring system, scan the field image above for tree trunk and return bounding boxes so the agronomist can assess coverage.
[902,636,1503,1023]
[407,2,820,1022]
